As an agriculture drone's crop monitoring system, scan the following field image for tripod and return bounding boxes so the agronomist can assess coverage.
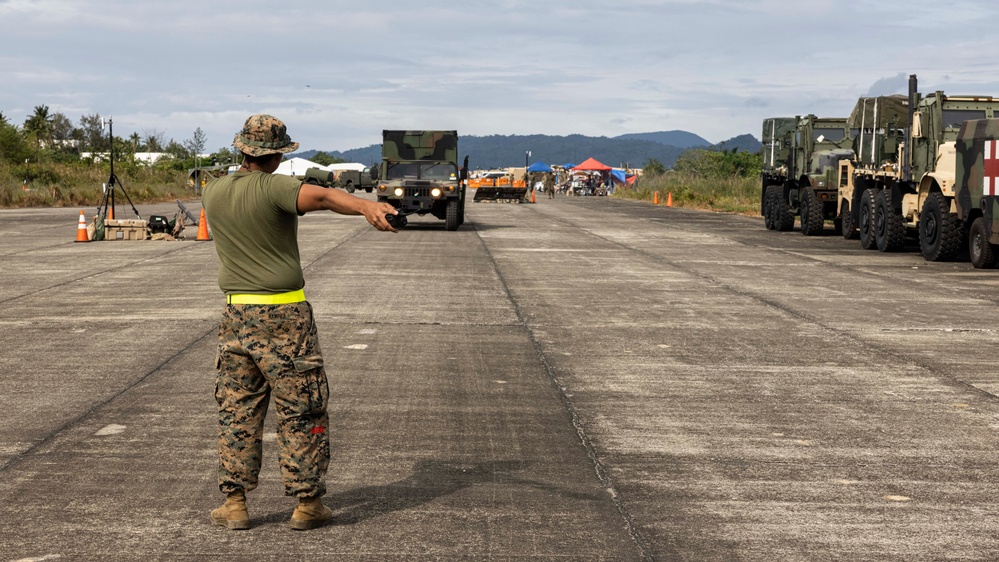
[95,117,140,228]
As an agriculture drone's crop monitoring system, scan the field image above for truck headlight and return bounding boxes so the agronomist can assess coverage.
[431,188,442,197]
[378,185,386,192]
[394,188,404,197]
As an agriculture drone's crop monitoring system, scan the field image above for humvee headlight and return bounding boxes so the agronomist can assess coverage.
[445,185,455,192]
[378,185,386,192]
[394,187,404,197]
[431,188,442,198]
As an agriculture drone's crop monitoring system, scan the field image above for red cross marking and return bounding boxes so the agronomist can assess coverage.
[985,140,999,196]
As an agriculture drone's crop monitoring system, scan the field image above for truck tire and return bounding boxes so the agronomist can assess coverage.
[874,189,905,252]
[800,187,824,236]
[365,187,373,193]
[859,188,877,249]
[772,185,795,232]
[919,192,964,261]
[969,217,999,268]
[763,185,778,230]
[345,182,355,194]
[445,199,460,231]
[840,201,858,239]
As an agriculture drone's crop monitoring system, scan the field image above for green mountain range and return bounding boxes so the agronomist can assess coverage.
[295,130,762,170]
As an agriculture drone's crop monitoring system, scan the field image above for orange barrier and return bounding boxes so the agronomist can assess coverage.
[196,208,211,241]
[74,210,89,243]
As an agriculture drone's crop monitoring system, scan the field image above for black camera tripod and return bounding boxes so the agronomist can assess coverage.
[95,116,141,227]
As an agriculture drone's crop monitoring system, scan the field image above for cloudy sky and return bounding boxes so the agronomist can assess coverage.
[2,0,998,153]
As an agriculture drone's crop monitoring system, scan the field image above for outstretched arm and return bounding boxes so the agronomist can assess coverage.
[296,182,398,232]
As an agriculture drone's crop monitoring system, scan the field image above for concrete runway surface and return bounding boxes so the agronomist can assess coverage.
[2,193,999,561]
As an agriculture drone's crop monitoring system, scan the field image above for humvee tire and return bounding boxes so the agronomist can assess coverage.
[969,217,999,269]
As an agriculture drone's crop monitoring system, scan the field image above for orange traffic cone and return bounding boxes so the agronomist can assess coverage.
[531,190,537,203]
[666,192,673,207]
[107,205,114,220]
[653,192,659,205]
[196,208,211,241]
[74,210,90,243]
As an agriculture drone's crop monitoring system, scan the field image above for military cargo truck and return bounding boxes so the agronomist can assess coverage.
[954,119,999,268]
[835,95,909,245]
[761,115,854,235]
[836,75,999,258]
[760,117,796,229]
[376,130,468,231]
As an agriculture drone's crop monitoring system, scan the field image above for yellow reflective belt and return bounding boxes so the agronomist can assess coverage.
[226,289,306,305]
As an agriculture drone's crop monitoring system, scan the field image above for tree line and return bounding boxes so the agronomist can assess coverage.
[0,105,234,172]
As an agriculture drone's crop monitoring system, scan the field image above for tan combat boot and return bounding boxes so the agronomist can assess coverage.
[289,496,333,530]
[210,490,250,530]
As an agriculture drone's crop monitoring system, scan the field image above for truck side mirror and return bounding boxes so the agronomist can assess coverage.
[460,156,469,181]
[370,166,379,181]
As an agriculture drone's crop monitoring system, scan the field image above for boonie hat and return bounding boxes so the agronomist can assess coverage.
[232,114,299,156]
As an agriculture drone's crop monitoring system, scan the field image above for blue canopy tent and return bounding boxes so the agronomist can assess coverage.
[527,162,552,173]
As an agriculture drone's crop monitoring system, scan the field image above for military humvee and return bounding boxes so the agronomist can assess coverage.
[376,130,468,231]
[954,119,999,268]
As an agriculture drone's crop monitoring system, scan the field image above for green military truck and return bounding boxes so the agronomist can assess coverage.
[762,115,854,235]
[338,167,377,193]
[954,119,999,268]
[376,130,468,231]
[836,75,999,259]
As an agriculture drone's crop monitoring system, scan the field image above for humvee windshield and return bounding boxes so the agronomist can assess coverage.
[386,162,458,181]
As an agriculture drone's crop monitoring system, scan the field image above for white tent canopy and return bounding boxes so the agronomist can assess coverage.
[274,157,322,177]
[273,159,367,177]
[326,162,366,172]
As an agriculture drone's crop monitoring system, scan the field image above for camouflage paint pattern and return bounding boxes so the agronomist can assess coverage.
[215,301,330,498]
[382,130,458,163]
[956,119,999,243]
[378,130,465,220]
[232,114,300,157]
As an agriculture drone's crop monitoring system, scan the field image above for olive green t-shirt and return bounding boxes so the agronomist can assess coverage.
[202,171,304,294]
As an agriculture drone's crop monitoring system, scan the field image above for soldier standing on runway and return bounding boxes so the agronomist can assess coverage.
[202,114,397,531]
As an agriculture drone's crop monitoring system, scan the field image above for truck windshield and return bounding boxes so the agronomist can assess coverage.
[386,162,458,181]
[813,128,845,142]
[942,109,987,129]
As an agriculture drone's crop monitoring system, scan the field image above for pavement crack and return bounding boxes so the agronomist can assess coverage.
[471,223,656,562]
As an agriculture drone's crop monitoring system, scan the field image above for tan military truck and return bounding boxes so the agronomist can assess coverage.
[837,75,999,259]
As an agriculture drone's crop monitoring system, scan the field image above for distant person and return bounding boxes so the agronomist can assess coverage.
[202,114,397,531]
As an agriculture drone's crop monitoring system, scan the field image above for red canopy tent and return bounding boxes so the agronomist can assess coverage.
[572,157,612,171]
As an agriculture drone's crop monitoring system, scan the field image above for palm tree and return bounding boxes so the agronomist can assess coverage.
[23,105,53,148]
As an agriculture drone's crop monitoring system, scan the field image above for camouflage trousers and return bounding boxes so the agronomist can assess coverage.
[215,301,330,498]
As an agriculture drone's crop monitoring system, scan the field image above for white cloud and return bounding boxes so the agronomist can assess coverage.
[2,0,999,150]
